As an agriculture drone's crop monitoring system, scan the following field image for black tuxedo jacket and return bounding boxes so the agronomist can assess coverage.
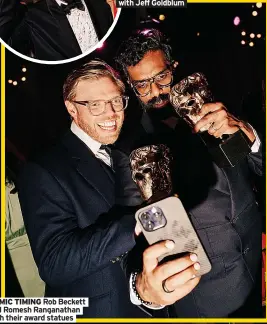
[18,131,148,317]
[0,0,112,60]
[116,111,263,318]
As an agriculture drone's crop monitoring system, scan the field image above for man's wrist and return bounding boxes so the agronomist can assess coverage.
[132,272,153,306]
[129,272,165,309]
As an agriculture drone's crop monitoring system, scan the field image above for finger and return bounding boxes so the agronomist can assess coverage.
[194,108,228,133]
[207,120,224,135]
[207,121,223,135]
[143,240,175,273]
[194,109,223,133]
[198,102,225,117]
[164,263,201,291]
[135,223,142,236]
[213,113,242,136]
[160,276,201,306]
[213,124,239,138]
[155,253,198,280]
[173,276,201,300]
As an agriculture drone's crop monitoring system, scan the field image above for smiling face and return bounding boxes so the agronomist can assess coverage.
[65,76,124,144]
[127,50,172,110]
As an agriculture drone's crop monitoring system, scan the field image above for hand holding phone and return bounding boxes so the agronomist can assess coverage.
[135,239,201,306]
[135,196,212,277]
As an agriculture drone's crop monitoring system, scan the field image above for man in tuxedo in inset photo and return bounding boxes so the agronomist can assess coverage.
[0,0,115,60]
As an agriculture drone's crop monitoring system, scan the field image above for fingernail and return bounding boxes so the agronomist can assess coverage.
[194,262,200,270]
[190,253,198,262]
[165,240,175,250]
[191,274,196,279]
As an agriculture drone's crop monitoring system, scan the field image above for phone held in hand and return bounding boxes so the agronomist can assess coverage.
[135,196,212,277]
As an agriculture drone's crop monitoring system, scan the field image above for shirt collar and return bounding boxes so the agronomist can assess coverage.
[55,0,68,6]
[70,121,101,156]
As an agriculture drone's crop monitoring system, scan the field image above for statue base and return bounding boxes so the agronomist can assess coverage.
[199,129,252,168]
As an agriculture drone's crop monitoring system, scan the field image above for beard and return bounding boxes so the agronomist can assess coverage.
[145,104,177,123]
[144,93,170,110]
[139,93,176,121]
[77,114,123,145]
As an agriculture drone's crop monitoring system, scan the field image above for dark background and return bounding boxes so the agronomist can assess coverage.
[5,4,266,158]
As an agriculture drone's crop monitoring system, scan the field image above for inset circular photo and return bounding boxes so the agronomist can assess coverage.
[0,0,120,64]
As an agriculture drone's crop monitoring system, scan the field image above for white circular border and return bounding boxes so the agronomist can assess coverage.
[0,8,121,65]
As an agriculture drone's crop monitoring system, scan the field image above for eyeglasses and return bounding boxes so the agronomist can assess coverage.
[72,95,129,116]
[131,68,173,97]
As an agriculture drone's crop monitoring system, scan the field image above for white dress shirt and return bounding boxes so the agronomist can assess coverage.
[251,127,261,153]
[55,0,99,53]
[70,121,111,167]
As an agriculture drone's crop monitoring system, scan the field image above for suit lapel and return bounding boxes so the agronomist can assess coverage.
[98,159,115,184]
[62,131,115,207]
[84,0,113,39]
[141,112,156,134]
[76,159,115,207]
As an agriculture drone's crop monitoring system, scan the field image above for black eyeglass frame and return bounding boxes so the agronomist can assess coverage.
[130,67,174,97]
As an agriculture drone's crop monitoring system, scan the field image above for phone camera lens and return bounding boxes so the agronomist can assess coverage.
[142,213,148,219]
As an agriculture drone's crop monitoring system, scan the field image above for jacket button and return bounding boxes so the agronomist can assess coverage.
[232,216,239,224]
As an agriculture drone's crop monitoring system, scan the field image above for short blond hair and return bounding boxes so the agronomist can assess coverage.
[63,59,125,102]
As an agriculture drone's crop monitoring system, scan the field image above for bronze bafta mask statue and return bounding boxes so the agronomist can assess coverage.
[169,72,214,132]
[169,72,252,168]
[129,144,173,202]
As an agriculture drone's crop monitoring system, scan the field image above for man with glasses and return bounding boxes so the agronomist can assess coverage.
[131,67,172,104]
[115,29,263,317]
[17,59,154,317]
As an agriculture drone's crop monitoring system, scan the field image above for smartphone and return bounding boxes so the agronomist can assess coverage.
[135,196,212,277]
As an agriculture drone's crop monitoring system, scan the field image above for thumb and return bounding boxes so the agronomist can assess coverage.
[135,223,142,236]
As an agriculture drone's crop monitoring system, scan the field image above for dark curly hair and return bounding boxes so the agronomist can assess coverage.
[115,28,172,78]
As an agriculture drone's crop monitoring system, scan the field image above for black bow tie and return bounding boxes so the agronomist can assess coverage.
[100,145,113,156]
[60,0,85,15]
